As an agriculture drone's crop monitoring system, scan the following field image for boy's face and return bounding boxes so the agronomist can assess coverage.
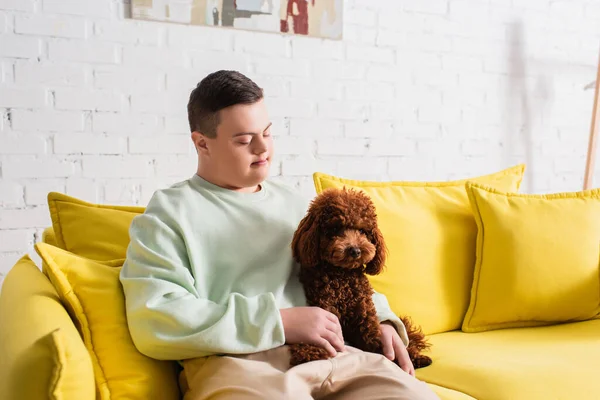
[195,98,273,192]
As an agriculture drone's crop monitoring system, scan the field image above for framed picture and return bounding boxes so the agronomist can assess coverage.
[132,0,343,40]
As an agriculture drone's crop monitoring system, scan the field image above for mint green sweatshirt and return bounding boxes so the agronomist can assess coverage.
[120,174,408,361]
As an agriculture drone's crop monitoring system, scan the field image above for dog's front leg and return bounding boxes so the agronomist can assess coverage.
[345,303,383,355]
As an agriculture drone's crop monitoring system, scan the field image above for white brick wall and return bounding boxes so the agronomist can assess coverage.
[0,35,40,58]
[1,0,599,286]
[15,14,88,39]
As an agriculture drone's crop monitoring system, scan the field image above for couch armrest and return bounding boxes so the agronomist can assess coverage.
[0,255,95,399]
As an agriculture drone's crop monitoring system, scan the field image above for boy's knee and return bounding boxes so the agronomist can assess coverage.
[406,381,441,400]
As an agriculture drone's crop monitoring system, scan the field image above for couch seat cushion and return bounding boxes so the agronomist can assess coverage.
[427,383,476,400]
[416,320,600,399]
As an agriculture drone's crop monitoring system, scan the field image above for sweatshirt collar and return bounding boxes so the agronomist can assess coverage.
[190,174,268,201]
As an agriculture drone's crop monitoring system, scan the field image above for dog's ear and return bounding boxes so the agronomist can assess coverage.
[365,225,387,275]
[291,210,321,268]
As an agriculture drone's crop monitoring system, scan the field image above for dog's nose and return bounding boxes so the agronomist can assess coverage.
[348,247,361,258]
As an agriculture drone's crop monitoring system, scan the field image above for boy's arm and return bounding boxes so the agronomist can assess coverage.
[119,211,285,361]
[372,290,410,346]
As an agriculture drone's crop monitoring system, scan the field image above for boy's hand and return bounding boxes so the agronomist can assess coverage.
[380,322,415,376]
[280,307,345,357]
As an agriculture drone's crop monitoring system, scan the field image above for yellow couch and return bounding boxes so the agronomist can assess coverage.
[2,165,600,400]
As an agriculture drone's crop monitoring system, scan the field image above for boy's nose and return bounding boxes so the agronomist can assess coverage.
[253,137,268,154]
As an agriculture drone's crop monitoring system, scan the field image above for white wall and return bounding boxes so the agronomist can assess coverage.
[0,0,599,284]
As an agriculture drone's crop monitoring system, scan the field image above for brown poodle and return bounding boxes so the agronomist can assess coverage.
[289,187,432,369]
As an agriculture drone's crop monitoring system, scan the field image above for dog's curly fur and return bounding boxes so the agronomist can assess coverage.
[289,187,432,369]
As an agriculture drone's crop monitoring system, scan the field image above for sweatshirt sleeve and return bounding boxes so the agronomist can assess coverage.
[119,209,286,361]
[372,290,410,346]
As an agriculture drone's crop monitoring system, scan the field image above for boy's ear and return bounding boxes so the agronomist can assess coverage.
[192,131,209,154]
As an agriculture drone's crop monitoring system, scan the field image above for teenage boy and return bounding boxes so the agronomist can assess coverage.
[120,70,438,400]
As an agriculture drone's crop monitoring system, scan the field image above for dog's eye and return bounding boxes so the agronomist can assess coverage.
[359,229,368,235]
[330,227,343,236]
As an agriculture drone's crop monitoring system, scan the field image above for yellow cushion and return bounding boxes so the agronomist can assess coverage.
[462,182,600,333]
[47,328,94,400]
[0,255,95,400]
[35,243,181,400]
[47,192,144,261]
[42,227,58,247]
[416,320,600,399]
[313,164,525,334]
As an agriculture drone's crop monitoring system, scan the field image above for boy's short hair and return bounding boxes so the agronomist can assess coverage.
[187,70,264,138]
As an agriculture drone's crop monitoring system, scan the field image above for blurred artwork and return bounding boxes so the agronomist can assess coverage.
[132,0,343,39]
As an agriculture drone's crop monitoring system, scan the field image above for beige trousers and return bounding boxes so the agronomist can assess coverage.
[179,345,440,400]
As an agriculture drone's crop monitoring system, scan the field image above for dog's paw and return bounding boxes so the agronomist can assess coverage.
[412,354,432,369]
[289,344,331,366]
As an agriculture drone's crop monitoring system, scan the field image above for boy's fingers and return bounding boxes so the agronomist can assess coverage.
[393,338,414,376]
[324,312,345,348]
[325,311,341,325]
[327,320,344,344]
[319,338,337,357]
[399,358,412,375]
[323,329,344,352]
[392,336,403,358]
[382,332,395,360]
